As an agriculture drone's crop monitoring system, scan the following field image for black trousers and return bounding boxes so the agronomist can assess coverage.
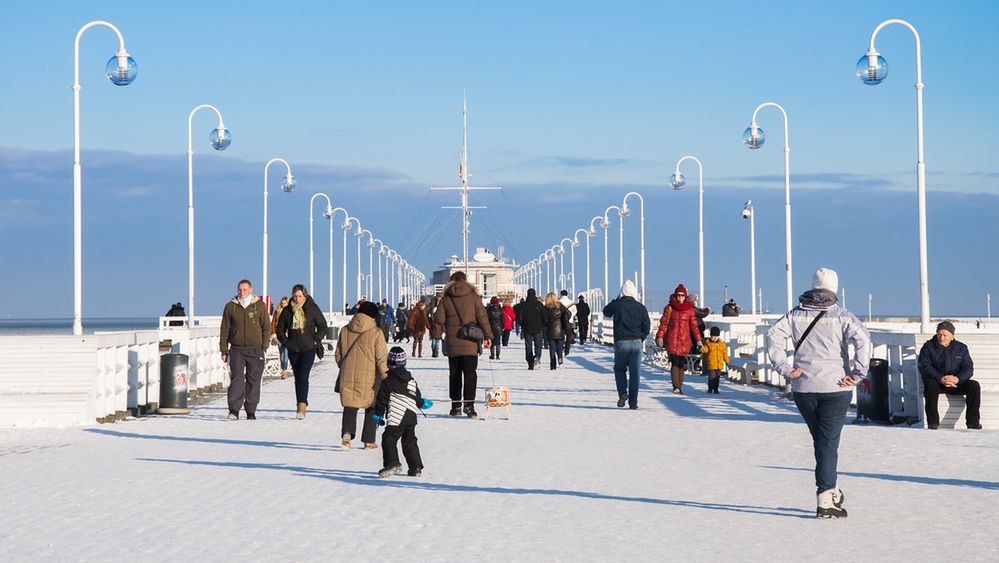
[502,329,511,347]
[341,407,377,443]
[924,378,981,427]
[578,322,589,344]
[382,424,423,470]
[288,350,315,405]
[448,355,478,406]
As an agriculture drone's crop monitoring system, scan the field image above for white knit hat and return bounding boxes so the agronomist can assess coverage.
[812,267,839,293]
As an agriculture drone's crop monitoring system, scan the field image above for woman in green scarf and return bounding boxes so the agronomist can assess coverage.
[276,284,329,419]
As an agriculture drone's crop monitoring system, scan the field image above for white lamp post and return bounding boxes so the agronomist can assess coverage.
[671,156,705,302]
[622,192,646,304]
[187,104,231,326]
[559,238,573,291]
[72,21,138,335]
[549,246,560,293]
[742,200,757,315]
[573,228,590,299]
[743,102,792,312]
[602,205,623,297]
[309,193,334,316]
[262,158,295,306]
[373,239,384,303]
[344,217,362,302]
[856,19,930,333]
[362,229,375,298]
[868,293,873,322]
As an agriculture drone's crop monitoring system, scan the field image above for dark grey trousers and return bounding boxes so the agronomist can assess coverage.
[228,347,264,414]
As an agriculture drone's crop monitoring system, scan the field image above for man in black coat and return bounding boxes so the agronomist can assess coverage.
[575,295,591,345]
[518,288,547,370]
[917,321,981,430]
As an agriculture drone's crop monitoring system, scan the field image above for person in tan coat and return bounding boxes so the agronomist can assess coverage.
[335,301,388,449]
[431,271,493,418]
[407,300,430,358]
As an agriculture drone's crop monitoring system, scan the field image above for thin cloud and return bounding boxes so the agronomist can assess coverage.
[519,156,632,168]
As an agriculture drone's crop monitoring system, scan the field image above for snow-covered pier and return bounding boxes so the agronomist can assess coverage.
[2,342,998,561]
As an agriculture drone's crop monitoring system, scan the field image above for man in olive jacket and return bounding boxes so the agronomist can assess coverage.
[220,279,271,420]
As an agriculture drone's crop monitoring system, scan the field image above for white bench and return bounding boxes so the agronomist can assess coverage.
[929,337,999,429]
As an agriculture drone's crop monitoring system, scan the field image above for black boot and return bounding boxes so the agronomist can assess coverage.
[463,404,477,418]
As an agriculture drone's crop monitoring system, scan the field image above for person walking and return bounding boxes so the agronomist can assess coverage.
[703,326,730,394]
[394,302,410,343]
[486,297,505,360]
[576,295,591,345]
[766,267,870,519]
[428,295,443,358]
[655,284,702,394]
[373,347,431,478]
[514,297,526,337]
[271,296,291,379]
[918,321,981,430]
[544,292,571,370]
[502,299,516,347]
[559,290,577,356]
[336,301,388,450]
[407,300,430,358]
[219,279,271,420]
[517,289,547,370]
[431,271,493,417]
[602,280,650,409]
[275,285,328,419]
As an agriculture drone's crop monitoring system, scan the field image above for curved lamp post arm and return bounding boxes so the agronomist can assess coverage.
[308,193,332,298]
[674,157,704,301]
[262,158,294,303]
[622,191,646,303]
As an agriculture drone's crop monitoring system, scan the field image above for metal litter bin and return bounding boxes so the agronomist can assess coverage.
[857,358,890,422]
[326,326,339,341]
[158,353,191,414]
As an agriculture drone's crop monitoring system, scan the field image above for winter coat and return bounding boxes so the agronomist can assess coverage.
[703,338,730,371]
[375,366,424,427]
[431,280,493,357]
[271,304,285,336]
[407,305,430,338]
[220,296,271,353]
[517,293,548,335]
[918,338,974,384]
[575,301,591,325]
[335,312,388,408]
[722,302,741,317]
[602,296,650,341]
[656,299,702,356]
[544,305,571,341]
[559,296,577,323]
[275,297,328,354]
[486,303,505,335]
[502,303,516,331]
[396,308,409,330]
[765,289,870,393]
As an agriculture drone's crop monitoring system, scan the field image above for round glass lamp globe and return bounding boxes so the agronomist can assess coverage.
[742,127,765,149]
[210,128,232,150]
[856,54,888,85]
[670,173,686,190]
[106,56,137,86]
[281,175,297,193]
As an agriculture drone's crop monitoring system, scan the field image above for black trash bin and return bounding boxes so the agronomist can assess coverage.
[857,358,890,422]
[326,326,339,341]
[159,353,191,415]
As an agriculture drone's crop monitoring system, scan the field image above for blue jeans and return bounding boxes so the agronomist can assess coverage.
[614,339,643,407]
[793,391,852,493]
[524,332,544,368]
[278,344,289,371]
[548,339,564,368]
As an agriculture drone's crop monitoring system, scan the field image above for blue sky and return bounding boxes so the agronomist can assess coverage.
[1,0,998,318]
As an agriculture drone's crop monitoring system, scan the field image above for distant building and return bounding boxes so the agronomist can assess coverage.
[432,247,519,300]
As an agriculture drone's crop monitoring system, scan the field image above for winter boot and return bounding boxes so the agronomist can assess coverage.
[296,402,307,420]
[227,411,239,421]
[817,488,848,519]
[378,465,403,478]
[449,404,462,417]
[617,393,628,408]
[463,404,478,418]
[408,466,423,477]
[341,432,352,449]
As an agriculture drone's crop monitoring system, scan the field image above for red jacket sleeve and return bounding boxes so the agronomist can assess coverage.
[656,306,670,339]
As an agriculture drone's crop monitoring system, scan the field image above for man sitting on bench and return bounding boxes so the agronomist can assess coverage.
[917,321,982,430]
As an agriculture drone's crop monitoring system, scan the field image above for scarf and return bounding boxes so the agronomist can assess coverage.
[291,300,306,331]
[799,289,838,310]
[237,294,254,308]
[669,294,693,312]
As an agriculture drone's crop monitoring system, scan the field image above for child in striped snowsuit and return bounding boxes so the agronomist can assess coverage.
[373,347,430,478]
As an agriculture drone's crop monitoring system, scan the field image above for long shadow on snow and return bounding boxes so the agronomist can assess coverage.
[762,465,999,490]
[86,428,336,451]
[138,457,814,518]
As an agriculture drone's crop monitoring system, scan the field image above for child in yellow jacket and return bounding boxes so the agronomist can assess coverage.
[702,326,729,394]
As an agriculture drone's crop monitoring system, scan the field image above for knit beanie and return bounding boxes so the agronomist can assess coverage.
[674,284,687,296]
[387,346,407,368]
[710,326,720,337]
[812,268,839,294]
[936,321,956,336]
[357,301,380,319]
[490,296,500,305]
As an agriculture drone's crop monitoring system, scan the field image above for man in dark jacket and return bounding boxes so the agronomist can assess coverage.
[517,289,548,370]
[220,279,271,420]
[917,321,981,430]
[602,280,650,409]
[486,297,505,360]
[576,295,591,345]
[722,299,741,317]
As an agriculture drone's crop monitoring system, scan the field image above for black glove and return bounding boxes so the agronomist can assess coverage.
[316,346,325,359]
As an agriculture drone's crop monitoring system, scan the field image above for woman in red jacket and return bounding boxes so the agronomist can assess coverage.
[655,284,703,394]
[502,299,516,347]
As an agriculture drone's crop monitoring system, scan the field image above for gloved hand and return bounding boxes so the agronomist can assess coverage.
[316,346,325,360]
[420,398,433,410]
[654,337,664,348]
[696,341,703,352]
[372,414,385,426]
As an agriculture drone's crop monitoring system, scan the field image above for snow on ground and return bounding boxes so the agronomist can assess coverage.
[2,341,998,561]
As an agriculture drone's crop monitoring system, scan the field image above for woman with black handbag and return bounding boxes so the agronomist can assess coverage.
[431,271,493,417]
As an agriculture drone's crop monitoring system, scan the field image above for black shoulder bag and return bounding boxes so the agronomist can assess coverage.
[794,310,827,350]
[448,295,485,343]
